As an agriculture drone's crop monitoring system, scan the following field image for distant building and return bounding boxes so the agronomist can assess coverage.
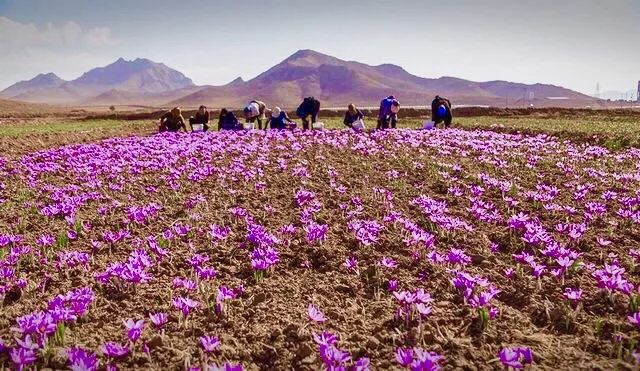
[637,81,640,102]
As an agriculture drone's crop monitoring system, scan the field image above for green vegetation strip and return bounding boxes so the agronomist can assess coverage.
[1,115,639,149]
[0,120,153,137]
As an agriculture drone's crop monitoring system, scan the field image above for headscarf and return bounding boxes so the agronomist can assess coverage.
[271,107,281,118]
[171,107,181,118]
[348,104,357,115]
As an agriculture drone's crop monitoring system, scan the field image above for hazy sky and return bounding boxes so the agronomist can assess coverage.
[0,0,637,95]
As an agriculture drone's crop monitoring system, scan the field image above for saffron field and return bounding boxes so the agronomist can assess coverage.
[1,122,640,370]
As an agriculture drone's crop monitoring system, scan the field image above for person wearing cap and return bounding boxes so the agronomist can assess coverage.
[296,96,321,130]
[189,105,210,132]
[267,107,295,130]
[431,95,453,128]
[243,100,267,129]
[343,104,364,128]
[159,107,188,132]
[218,108,241,131]
[377,96,400,129]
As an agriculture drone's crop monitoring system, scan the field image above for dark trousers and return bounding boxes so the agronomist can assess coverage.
[433,114,452,128]
[301,114,318,130]
[377,114,397,129]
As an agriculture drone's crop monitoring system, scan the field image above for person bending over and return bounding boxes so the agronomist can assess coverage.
[218,108,241,131]
[344,104,364,129]
[431,95,453,128]
[159,107,187,133]
[189,105,210,132]
[377,96,400,129]
[268,107,295,130]
[296,96,321,130]
[243,100,267,129]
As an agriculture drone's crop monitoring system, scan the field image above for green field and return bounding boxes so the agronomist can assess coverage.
[0,119,154,137]
[0,114,638,156]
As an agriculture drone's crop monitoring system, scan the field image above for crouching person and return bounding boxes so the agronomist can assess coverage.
[296,96,321,130]
[344,103,365,130]
[268,107,296,130]
[159,107,187,133]
[218,108,241,131]
[189,105,210,132]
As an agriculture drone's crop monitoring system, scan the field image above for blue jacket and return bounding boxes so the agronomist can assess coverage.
[379,96,399,118]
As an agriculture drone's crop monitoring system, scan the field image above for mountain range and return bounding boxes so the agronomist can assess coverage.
[1,50,599,108]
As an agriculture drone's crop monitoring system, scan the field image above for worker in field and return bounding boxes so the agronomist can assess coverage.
[218,108,241,131]
[377,96,400,129]
[189,105,210,132]
[431,95,453,128]
[267,107,296,130]
[243,100,267,129]
[344,103,365,130]
[159,107,188,132]
[296,96,321,130]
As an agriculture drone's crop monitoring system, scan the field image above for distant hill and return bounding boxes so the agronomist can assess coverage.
[171,49,597,108]
[2,58,196,105]
[0,73,66,99]
[3,50,599,108]
[83,86,206,106]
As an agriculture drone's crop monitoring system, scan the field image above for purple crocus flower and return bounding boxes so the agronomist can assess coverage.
[206,363,244,371]
[628,312,640,328]
[172,297,200,318]
[388,279,398,292]
[123,319,144,342]
[504,268,515,279]
[499,347,533,369]
[304,222,328,244]
[37,234,55,246]
[378,257,397,269]
[313,331,339,346]
[10,347,37,370]
[395,347,414,367]
[344,257,358,272]
[67,347,99,371]
[597,237,612,247]
[101,342,130,359]
[199,335,221,353]
[308,303,327,323]
[563,288,583,302]
[353,357,370,371]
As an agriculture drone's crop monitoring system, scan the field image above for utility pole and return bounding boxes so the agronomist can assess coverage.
[637,80,640,102]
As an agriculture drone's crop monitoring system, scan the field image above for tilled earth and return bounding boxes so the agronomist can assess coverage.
[0,128,639,370]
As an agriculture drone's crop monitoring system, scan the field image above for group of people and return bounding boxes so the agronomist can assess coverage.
[158,95,453,133]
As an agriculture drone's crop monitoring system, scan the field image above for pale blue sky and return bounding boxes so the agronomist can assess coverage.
[0,0,637,95]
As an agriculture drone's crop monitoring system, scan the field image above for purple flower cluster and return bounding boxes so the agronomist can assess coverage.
[411,195,473,231]
[95,248,154,286]
[395,347,444,370]
[304,222,329,244]
[8,287,94,369]
[393,289,433,323]
[451,271,500,321]
[499,347,533,369]
[313,331,370,371]
[347,219,383,246]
